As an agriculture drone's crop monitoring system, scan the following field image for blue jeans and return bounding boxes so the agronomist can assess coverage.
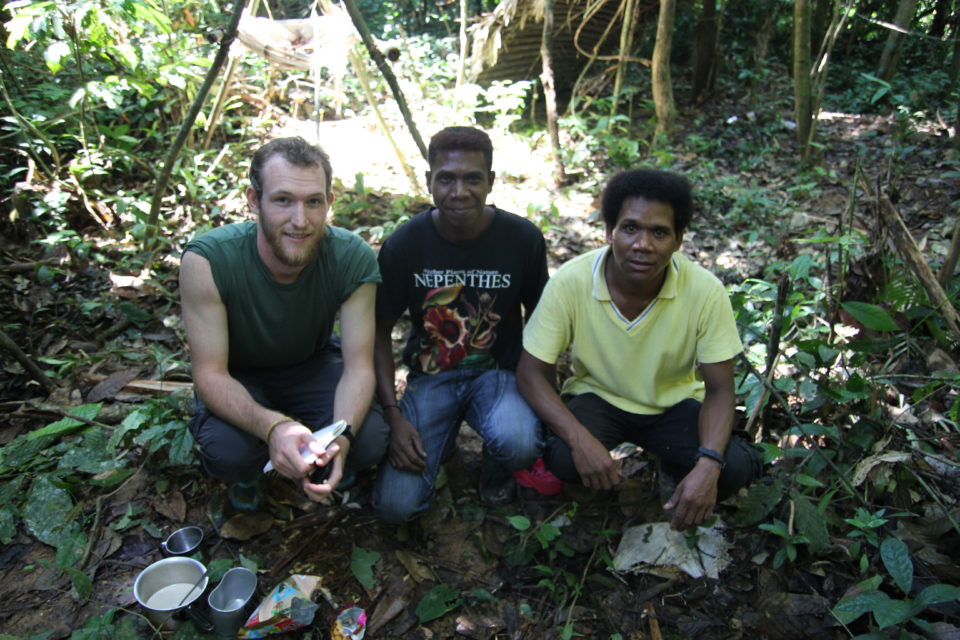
[188,339,389,484]
[373,369,544,523]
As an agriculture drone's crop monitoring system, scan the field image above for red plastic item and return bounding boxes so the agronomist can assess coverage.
[513,458,563,496]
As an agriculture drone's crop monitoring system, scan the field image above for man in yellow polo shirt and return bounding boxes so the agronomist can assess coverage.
[517,168,762,531]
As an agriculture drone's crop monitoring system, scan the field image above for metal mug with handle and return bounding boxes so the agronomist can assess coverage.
[160,526,204,556]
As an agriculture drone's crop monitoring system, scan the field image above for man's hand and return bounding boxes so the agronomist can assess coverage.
[571,431,620,490]
[664,457,722,531]
[387,415,427,472]
[267,420,343,501]
[302,440,346,501]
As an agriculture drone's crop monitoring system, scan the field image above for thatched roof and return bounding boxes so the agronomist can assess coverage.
[467,0,661,89]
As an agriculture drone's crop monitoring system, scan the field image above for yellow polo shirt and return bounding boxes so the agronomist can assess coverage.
[523,247,743,415]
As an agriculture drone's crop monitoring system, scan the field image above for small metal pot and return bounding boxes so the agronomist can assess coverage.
[133,556,212,631]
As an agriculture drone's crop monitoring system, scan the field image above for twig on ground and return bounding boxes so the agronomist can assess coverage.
[646,601,663,640]
[862,175,960,343]
[0,258,58,273]
[79,459,149,570]
[0,327,54,393]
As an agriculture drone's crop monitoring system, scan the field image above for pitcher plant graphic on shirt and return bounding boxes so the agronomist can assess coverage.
[418,284,501,373]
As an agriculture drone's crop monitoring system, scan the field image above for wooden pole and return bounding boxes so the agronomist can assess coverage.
[144,0,248,248]
[341,0,428,161]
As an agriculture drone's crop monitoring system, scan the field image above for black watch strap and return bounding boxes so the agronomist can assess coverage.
[696,446,725,468]
[340,425,356,446]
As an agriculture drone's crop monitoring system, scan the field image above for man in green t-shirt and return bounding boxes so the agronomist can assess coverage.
[518,168,762,531]
[180,137,388,507]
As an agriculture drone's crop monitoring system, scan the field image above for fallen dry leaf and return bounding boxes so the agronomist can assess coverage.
[86,369,139,402]
[152,489,186,523]
[395,549,438,583]
[367,577,410,635]
[220,512,275,541]
[456,614,503,640]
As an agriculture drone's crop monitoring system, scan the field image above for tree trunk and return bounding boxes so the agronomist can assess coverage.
[878,0,919,81]
[812,0,830,52]
[751,0,778,101]
[929,0,951,37]
[456,0,468,88]
[807,0,856,155]
[691,0,719,103]
[793,0,812,157]
[610,0,636,124]
[540,0,566,187]
[652,0,677,138]
[950,3,960,91]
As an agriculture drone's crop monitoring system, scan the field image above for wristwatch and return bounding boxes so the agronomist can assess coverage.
[339,425,356,446]
[695,446,725,469]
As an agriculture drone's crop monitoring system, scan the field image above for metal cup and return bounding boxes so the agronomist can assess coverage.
[207,567,258,636]
[133,556,210,630]
[161,526,204,556]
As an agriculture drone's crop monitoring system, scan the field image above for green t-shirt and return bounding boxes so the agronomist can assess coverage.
[184,221,380,370]
[523,247,743,415]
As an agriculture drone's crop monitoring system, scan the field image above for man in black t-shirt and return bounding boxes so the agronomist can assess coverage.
[373,126,549,523]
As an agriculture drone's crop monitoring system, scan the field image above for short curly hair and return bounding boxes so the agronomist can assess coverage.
[600,169,693,235]
[427,126,493,172]
[249,137,332,200]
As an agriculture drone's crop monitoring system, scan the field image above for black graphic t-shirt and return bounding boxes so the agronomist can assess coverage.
[376,207,549,376]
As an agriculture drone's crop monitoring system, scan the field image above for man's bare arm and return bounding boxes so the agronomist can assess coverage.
[374,315,427,471]
[180,251,287,438]
[664,358,736,530]
[330,282,378,449]
[516,350,620,490]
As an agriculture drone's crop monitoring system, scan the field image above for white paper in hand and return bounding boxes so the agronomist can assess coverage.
[262,419,348,473]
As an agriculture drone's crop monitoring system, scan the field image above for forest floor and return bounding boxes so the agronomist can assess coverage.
[1,83,959,640]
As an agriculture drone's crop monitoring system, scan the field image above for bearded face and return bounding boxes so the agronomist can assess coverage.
[247,155,332,279]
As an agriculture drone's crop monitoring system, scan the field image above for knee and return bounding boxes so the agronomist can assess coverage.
[486,423,543,471]
[543,440,580,484]
[373,491,422,524]
[373,467,430,524]
[717,437,764,499]
[202,453,263,484]
[191,418,266,483]
[349,416,390,471]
